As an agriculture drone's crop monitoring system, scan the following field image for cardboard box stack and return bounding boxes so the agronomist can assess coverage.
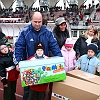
[51,70,100,100]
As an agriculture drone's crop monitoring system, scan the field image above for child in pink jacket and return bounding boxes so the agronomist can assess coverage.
[61,38,76,72]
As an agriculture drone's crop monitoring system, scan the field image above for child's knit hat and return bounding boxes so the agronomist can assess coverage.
[64,38,74,47]
[34,42,45,52]
[87,43,98,54]
[0,41,6,46]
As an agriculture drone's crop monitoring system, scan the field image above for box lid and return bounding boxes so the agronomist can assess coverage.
[19,56,64,68]
[67,70,100,85]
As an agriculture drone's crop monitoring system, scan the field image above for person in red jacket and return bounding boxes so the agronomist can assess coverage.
[0,42,19,100]
[28,42,48,100]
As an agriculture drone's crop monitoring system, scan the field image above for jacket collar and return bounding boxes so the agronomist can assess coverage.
[34,53,44,59]
[30,24,47,35]
[87,55,95,60]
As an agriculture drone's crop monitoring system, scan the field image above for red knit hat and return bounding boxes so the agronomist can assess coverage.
[64,38,73,47]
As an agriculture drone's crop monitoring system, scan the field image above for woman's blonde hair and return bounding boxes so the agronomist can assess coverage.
[83,25,98,39]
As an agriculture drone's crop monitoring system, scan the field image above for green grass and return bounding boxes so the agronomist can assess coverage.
[21,73,66,87]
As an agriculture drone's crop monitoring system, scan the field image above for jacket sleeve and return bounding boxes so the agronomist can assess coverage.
[0,61,7,85]
[73,52,76,65]
[97,39,100,54]
[13,31,26,65]
[73,37,81,56]
[74,56,82,69]
[48,31,62,57]
[95,60,100,71]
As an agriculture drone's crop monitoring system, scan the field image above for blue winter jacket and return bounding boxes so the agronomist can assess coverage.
[74,54,100,74]
[13,24,62,65]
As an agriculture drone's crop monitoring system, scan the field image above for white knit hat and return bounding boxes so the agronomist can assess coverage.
[64,38,74,47]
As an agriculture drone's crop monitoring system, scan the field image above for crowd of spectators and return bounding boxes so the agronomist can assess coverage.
[0,3,99,27]
[0,5,80,26]
[41,6,80,26]
[0,7,30,23]
[93,7,100,21]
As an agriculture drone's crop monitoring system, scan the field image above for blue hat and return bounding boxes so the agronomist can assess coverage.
[0,41,6,46]
[87,43,98,54]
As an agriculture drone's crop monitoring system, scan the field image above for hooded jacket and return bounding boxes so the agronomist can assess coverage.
[61,45,76,72]
[13,24,62,65]
[0,51,19,85]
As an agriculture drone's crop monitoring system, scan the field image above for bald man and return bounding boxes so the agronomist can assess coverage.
[13,12,62,100]
[31,12,42,31]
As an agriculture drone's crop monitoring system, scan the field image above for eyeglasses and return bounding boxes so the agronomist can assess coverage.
[0,46,7,51]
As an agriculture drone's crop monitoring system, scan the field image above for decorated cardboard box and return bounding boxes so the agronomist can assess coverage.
[19,57,66,87]
[51,76,100,100]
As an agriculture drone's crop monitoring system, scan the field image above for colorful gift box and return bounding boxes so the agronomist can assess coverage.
[19,57,66,87]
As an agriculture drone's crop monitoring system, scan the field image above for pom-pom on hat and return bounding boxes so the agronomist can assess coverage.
[87,43,98,54]
[55,17,66,26]
[64,38,74,47]
[34,42,45,52]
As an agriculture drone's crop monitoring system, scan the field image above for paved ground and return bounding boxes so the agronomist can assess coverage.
[0,76,23,100]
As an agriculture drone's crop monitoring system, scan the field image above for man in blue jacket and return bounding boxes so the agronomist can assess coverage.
[13,12,62,100]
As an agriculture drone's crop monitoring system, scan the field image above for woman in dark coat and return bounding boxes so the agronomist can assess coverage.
[53,17,70,49]
[74,25,100,60]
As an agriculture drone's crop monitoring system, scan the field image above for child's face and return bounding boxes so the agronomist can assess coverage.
[0,45,8,54]
[36,49,44,57]
[65,46,72,51]
[87,50,95,57]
